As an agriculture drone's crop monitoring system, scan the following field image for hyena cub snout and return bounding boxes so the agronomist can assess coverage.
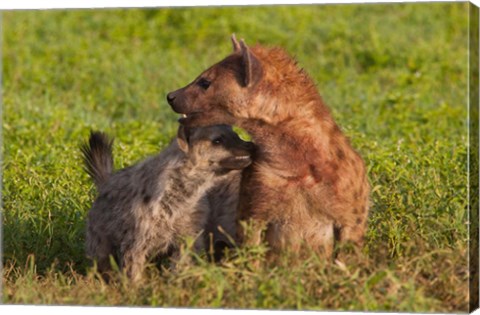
[180,124,254,173]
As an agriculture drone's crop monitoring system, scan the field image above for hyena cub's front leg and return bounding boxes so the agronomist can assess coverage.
[121,244,148,283]
[86,232,116,279]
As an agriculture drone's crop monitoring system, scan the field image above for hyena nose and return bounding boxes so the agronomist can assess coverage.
[166,92,176,105]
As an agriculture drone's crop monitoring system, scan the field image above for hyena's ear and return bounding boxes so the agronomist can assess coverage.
[239,39,262,87]
[177,125,190,153]
[231,34,241,52]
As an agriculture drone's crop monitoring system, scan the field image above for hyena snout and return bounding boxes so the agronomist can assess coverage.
[167,77,231,128]
[167,88,192,115]
[166,90,177,107]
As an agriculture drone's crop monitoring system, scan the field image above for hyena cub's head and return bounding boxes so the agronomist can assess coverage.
[176,124,254,174]
[167,35,264,128]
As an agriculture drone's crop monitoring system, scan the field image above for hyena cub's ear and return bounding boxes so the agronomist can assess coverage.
[177,125,190,153]
[239,39,263,87]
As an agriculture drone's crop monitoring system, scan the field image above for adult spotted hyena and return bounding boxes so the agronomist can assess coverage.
[167,36,370,257]
[82,125,253,281]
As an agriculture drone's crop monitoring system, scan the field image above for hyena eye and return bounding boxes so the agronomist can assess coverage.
[212,137,223,145]
[197,78,211,90]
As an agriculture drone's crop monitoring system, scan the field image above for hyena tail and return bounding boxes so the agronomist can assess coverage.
[81,131,114,189]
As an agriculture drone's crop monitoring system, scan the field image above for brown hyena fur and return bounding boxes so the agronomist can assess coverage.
[81,125,253,281]
[167,36,370,258]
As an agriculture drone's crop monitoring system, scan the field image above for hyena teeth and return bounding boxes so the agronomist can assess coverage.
[181,114,187,118]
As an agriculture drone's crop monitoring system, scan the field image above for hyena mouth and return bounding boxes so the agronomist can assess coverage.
[178,114,187,124]
[178,112,203,124]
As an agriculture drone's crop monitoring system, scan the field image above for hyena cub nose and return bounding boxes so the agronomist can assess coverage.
[177,124,254,174]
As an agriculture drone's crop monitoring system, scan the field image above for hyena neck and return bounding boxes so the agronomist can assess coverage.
[159,161,215,215]
[237,112,344,175]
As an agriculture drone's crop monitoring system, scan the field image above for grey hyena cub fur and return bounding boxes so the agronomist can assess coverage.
[201,173,243,262]
[82,125,253,281]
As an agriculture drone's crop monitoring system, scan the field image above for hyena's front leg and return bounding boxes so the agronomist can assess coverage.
[241,218,268,247]
[304,220,335,258]
[338,223,367,247]
[237,218,268,270]
[264,216,335,259]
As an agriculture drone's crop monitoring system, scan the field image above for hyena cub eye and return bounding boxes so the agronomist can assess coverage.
[211,137,223,145]
[197,78,211,90]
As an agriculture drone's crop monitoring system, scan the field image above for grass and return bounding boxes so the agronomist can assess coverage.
[1,2,471,311]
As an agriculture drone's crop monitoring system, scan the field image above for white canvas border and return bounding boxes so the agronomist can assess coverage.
[1,1,478,315]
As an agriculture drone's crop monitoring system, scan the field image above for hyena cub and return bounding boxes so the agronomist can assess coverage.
[82,125,253,281]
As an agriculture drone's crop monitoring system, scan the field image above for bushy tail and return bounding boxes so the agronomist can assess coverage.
[81,131,114,189]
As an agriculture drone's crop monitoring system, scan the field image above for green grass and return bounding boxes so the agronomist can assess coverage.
[1,3,470,311]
